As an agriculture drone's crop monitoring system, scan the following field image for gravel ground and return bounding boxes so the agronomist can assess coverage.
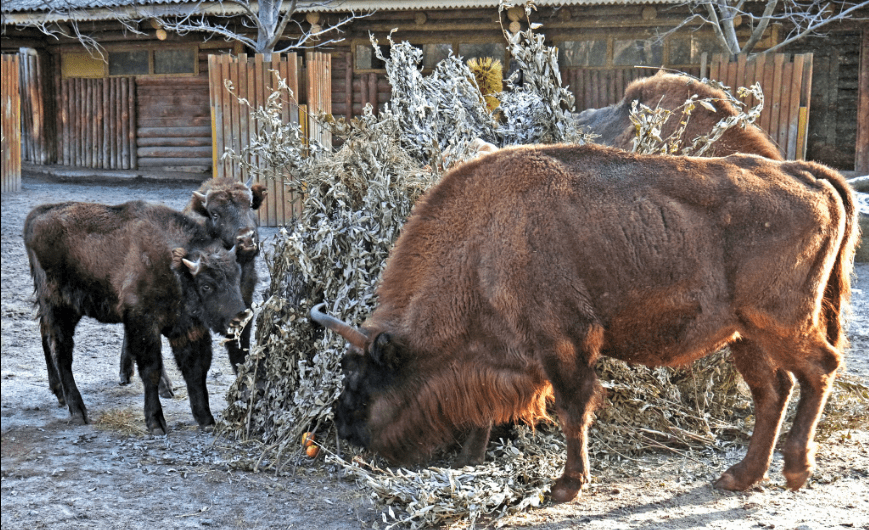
[2,172,868,529]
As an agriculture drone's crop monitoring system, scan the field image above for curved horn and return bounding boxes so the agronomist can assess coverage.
[310,303,368,351]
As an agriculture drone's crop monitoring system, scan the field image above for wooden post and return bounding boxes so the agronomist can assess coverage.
[857,29,869,174]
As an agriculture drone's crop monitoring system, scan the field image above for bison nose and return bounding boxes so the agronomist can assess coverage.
[229,308,252,331]
[236,229,258,251]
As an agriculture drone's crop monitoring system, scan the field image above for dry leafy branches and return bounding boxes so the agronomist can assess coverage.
[213,2,868,526]
[628,76,764,156]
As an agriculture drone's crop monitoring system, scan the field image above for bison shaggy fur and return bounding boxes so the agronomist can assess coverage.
[315,143,858,503]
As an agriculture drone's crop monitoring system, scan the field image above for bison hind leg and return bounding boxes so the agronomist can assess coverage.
[715,339,794,491]
[780,341,841,490]
[41,308,88,423]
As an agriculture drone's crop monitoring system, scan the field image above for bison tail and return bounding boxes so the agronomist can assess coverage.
[814,164,860,352]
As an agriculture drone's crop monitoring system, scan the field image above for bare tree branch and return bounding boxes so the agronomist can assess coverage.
[683,0,868,57]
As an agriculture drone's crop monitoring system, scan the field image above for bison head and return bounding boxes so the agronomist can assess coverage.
[311,304,440,465]
[189,177,267,255]
[175,243,248,334]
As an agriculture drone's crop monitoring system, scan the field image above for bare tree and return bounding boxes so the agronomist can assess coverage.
[678,0,868,56]
[156,0,370,60]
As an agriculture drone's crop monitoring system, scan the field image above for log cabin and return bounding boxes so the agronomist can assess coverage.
[2,0,867,182]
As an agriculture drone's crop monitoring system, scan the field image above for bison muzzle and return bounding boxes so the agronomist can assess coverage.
[312,143,858,503]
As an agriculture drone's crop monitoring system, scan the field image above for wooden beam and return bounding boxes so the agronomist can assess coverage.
[856,28,869,174]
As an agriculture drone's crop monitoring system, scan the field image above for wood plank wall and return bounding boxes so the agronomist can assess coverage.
[2,54,22,192]
[58,77,136,169]
[706,53,813,160]
[209,53,307,227]
[136,76,211,172]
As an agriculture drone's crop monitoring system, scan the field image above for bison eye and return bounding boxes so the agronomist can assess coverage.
[211,212,220,221]
[201,284,213,292]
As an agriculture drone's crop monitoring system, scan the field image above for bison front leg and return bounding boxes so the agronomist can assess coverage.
[715,339,794,491]
[455,422,493,467]
[171,336,216,429]
[542,341,603,504]
[119,334,174,398]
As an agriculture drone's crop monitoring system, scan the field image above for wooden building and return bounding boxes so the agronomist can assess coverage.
[2,0,867,177]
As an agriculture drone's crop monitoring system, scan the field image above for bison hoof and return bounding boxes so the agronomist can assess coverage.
[783,469,811,490]
[199,424,215,433]
[158,385,175,399]
[714,469,768,491]
[551,475,587,504]
[149,426,168,436]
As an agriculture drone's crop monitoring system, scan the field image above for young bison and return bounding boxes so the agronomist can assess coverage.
[313,143,857,503]
[118,178,266,396]
[26,201,248,434]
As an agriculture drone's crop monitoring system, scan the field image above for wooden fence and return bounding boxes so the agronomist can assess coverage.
[19,51,54,165]
[58,77,137,169]
[209,52,331,227]
[2,54,22,192]
[703,52,813,160]
[565,66,702,111]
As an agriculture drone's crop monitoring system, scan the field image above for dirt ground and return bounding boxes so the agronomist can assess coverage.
[2,172,868,529]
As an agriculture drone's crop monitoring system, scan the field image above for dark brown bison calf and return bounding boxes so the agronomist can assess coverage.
[25,200,248,434]
[118,177,266,396]
[312,143,858,503]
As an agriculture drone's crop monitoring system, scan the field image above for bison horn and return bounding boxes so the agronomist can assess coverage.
[310,303,368,351]
[181,258,202,276]
[193,191,208,207]
[245,176,254,188]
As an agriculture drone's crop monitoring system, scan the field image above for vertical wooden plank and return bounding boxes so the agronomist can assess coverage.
[767,53,786,155]
[786,55,805,160]
[777,60,794,158]
[345,51,353,120]
[101,79,108,168]
[271,53,284,224]
[110,78,118,169]
[91,79,98,168]
[208,55,219,179]
[736,53,747,90]
[368,72,377,111]
[61,79,69,166]
[72,78,79,166]
[856,30,869,173]
[750,53,766,116]
[760,53,776,133]
[797,53,813,160]
[700,52,708,80]
[224,55,232,178]
[128,77,136,169]
[229,54,240,179]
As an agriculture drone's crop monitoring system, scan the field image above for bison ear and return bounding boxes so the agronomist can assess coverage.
[251,184,267,210]
[369,333,401,370]
[171,247,188,269]
[190,191,209,216]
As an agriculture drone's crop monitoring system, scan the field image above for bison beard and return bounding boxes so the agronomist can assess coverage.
[118,177,266,397]
[25,200,248,435]
[313,143,858,504]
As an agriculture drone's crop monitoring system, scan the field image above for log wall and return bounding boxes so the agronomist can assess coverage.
[136,75,211,172]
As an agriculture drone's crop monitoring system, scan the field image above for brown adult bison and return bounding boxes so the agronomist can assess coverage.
[312,143,857,503]
[574,73,783,160]
[25,201,248,435]
[118,178,266,396]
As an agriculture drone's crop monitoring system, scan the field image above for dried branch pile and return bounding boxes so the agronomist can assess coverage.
[216,2,868,527]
